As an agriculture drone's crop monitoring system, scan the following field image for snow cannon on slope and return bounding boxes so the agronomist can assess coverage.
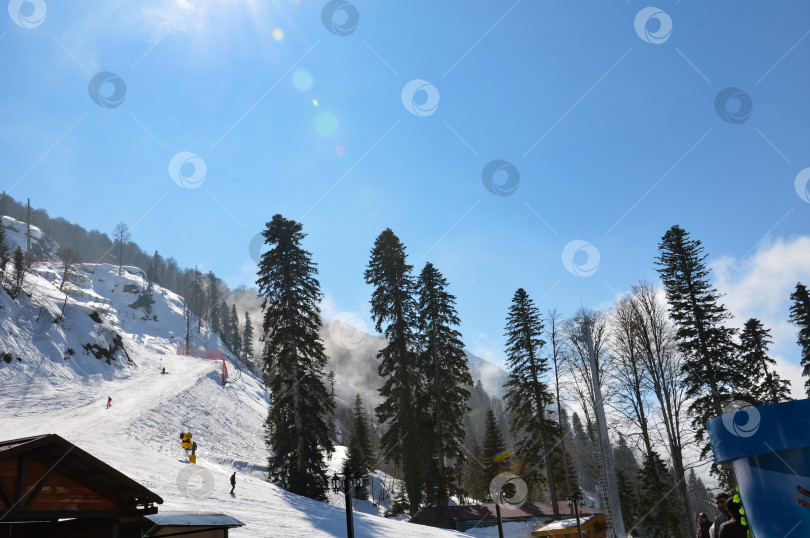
[180,431,197,463]
[708,398,810,537]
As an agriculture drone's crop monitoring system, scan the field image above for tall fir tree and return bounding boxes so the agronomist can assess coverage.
[503,288,559,514]
[242,311,254,361]
[415,262,472,507]
[364,228,424,513]
[481,407,508,494]
[0,219,11,281]
[257,215,334,501]
[151,250,162,286]
[219,300,230,346]
[10,246,25,298]
[789,283,810,396]
[229,304,242,356]
[207,272,221,332]
[342,394,374,499]
[655,225,743,487]
[463,435,486,502]
[739,318,792,404]
[616,468,638,535]
[637,451,685,538]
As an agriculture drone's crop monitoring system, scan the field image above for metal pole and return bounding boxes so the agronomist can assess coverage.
[495,503,504,538]
[583,319,626,538]
[574,501,583,538]
[344,477,354,538]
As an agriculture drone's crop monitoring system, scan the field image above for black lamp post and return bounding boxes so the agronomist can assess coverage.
[331,472,364,538]
[566,492,585,538]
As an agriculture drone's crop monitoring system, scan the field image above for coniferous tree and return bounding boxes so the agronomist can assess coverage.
[129,264,156,316]
[364,228,423,513]
[481,407,507,495]
[257,215,334,501]
[656,225,743,487]
[343,394,374,499]
[616,468,638,534]
[686,468,716,521]
[10,246,25,298]
[503,288,559,514]
[463,435,486,502]
[0,219,9,281]
[219,300,230,345]
[151,250,162,286]
[789,283,810,396]
[416,262,472,507]
[637,451,685,538]
[207,272,221,333]
[229,304,242,355]
[570,412,595,491]
[740,318,792,404]
[242,311,254,361]
[326,370,336,402]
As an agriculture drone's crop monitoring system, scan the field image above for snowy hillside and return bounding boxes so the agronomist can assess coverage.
[0,260,465,537]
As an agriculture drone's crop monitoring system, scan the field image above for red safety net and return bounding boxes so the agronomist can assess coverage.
[176,346,227,385]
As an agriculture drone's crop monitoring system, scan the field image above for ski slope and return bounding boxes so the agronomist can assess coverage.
[0,252,467,537]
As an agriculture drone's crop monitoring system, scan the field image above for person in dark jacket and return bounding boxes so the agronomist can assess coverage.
[712,492,731,538]
[106,396,112,408]
[718,495,747,538]
[698,513,712,537]
[230,471,236,494]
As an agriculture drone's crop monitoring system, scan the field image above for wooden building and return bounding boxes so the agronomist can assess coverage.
[531,513,607,537]
[0,434,243,537]
[411,502,603,532]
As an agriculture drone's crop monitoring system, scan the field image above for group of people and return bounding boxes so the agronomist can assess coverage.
[697,492,747,538]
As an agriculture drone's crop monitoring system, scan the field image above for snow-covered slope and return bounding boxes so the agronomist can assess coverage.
[0,261,464,537]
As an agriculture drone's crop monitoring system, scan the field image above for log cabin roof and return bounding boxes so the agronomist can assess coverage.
[0,433,163,521]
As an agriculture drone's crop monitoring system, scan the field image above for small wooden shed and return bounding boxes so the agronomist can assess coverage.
[0,434,243,537]
[411,502,603,532]
[531,513,608,537]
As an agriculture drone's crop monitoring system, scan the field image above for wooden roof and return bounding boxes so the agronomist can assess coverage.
[414,502,602,522]
[0,433,163,522]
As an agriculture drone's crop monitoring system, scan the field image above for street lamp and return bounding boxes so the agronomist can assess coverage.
[566,492,584,538]
[331,472,365,538]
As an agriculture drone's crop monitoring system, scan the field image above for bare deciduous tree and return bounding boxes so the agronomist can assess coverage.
[113,222,130,276]
[58,247,79,291]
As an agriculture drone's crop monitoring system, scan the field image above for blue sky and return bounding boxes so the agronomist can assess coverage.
[2,1,809,375]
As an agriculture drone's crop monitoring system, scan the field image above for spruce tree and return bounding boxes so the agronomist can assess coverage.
[219,299,230,346]
[257,214,334,501]
[637,451,684,538]
[229,304,242,355]
[616,469,638,534]
[364,228,423,513]
[207,272,220,332]
[242,311,254,361]
[503,288,559,514]
[415,261,472,507]
[10,246,25,298]
[789,283,810,396]
[343,394,374,499]
[655,225,742,486]
[481,407,507,494]
[464,435,486,502]
[740,318,792,404]
[151,250,162,285]
[0,219,9,280]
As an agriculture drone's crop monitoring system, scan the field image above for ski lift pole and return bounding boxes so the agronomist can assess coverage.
[583,318,626,538]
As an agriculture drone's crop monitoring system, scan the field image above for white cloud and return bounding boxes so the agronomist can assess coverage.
[712,235,810,398]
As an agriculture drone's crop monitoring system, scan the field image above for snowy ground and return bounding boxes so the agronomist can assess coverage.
[0,255,469,537]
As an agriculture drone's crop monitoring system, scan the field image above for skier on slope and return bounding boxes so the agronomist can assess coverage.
[230,471,236,495]
[106,396,112,408]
